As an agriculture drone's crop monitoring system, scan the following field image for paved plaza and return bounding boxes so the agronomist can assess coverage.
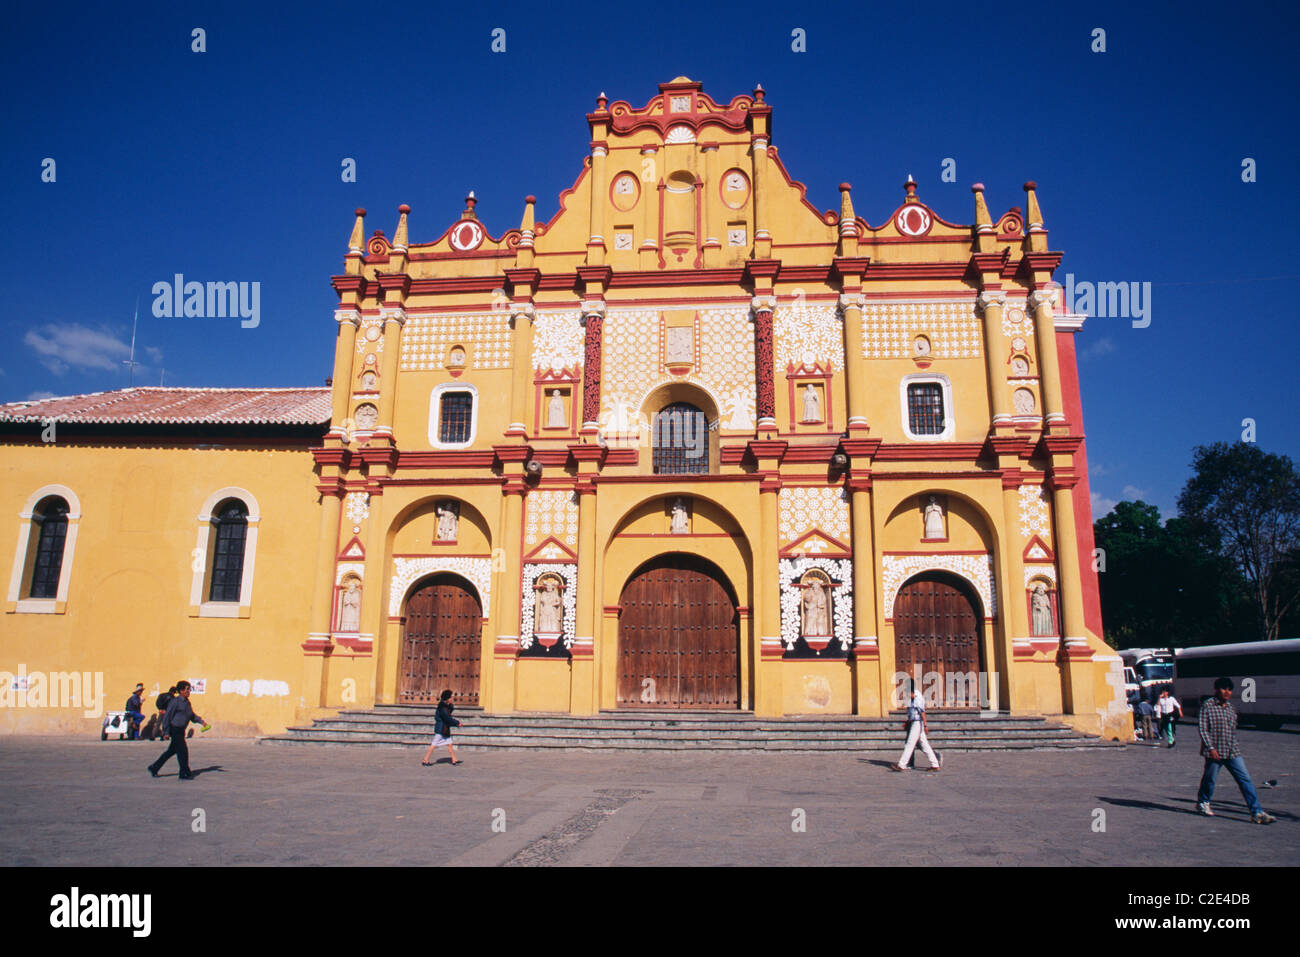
[1,729,1296,866]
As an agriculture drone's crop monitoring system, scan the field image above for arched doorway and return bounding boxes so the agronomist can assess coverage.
[399,573,482,706]
[893,572,984,710]
[617,553,739,709]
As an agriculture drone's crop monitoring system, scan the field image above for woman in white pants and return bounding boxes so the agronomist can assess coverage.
[895,688,941,771]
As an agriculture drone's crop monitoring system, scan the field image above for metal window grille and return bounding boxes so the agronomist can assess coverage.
[907,383,945,436]
[653,402,709,474]
[29,499,69,599]
[439,392,474,444]
[209,501,248,603]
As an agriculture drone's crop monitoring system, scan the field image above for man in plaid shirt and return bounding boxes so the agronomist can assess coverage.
[1197,677,1275,823]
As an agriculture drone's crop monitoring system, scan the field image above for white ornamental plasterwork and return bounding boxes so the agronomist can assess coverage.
[389,557,492,617]
[599,307,755,433]
[779,486,851,545]
[599,308,660,434]
[1000,298,1034,339]
[1024,566,1058,587]
[861,300,983,359]
[532,310,584,371]
[519,563,578,651]
[774,303,842,371]
[356,317,386,355]
[525,490,579,547]
[344,492,370,526]
[335,562,365,585]
[882,553,997,618]
[778,557,854,650]
[400,312,512,371]
[695,307,755,430]
[1018,483,1052,540]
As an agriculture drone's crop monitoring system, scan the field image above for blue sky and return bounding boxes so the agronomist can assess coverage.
[3,1,1297,521]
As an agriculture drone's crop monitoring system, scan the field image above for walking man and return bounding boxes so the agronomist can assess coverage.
[1155,688,1183,748]
[147,681,206,780]
[1135,697,1156,742]
[893,684,941,772]
[1196,677,1274,823]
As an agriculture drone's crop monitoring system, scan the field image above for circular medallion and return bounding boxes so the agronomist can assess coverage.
[720,168,751,209]
[449,219,485,252]
[365,353,376,366]
[1011,336,1027,352]
[364,325,381,342]
[611,173,640,211]
[894,205,932,237]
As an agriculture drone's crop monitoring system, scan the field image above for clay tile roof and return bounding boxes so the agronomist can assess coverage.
[0,387,331,426]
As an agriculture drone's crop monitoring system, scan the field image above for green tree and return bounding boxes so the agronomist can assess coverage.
[1177,442,1300,641]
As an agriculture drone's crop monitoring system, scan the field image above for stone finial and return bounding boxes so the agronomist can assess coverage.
[596,91,608,110]
[1023,181,1046,250]
[348,208,366,253]
[393,204,410,250]
[462,191,478,220]
[752,83,765,103]
[904,175,918,202]
[837,182,858,252]
[971,183,993,228]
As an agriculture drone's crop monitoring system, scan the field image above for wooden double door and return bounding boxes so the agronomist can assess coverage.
[893,574,983,709]
[399,574,482,706]
[617,554,740,709]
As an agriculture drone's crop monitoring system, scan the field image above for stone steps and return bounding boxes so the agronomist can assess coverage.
[262,705,1121,753]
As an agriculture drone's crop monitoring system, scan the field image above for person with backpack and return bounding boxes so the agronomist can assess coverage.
[421,689,463,766]
[147,681,207,780]
[154,686,177,741]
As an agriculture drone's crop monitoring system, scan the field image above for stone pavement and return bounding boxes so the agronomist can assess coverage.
[1,729,1296,866]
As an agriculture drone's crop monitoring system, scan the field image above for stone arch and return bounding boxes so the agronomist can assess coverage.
[638,381,722,475]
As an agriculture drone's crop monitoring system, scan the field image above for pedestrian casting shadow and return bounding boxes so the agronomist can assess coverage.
[1100,795,1297,822]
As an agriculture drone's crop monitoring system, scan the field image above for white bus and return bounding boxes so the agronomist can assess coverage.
[1119,648,1175,703]
[1173,639,1300,730]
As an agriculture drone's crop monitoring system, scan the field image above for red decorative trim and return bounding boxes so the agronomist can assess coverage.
[582,313,604,424]
[604,83,753,137]
[395,451,496,469]
[337,535,365,560]
[533,367,581,436]
[872,442,986,461]
[523,535,578,562]
[1022,535,1055,563]
[751,307,775,423]
[780,528,851,559]
[334,635,372,655]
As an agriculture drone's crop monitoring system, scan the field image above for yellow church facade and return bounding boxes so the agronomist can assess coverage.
[1,79,1128,738]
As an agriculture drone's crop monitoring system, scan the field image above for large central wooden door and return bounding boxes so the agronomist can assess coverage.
[399,574,482,706]
[617,554,740,709]
[893,574,982,709]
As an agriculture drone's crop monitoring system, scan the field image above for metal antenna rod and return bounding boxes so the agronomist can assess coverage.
[123,297,140,386]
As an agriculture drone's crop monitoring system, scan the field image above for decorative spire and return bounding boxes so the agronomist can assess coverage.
[971,184,994,252]
[462,191,478,220]
[752,83,765,103]
[517,195,536,266]
[392,204,410,251]
[838,182,858,254]
[348,208,366,253]
[903,175,918,202]
[596,91,608,111]
[1023,181,1046,250]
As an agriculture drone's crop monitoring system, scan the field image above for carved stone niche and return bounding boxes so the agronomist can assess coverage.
[798,569,834,653]
[921,494,946,541]
[532,572,566,648]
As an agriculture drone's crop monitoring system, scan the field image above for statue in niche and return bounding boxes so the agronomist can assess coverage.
[436,502,459,541]
[546,390,566,428]
[801,384,821,423]
[1014,388,1036,415]
[670,497,690,534]
[534,577,564,634]
[1031,582,1054,636]
[339,578,362,632]
[923,495,945,540]
[801,577,831,637]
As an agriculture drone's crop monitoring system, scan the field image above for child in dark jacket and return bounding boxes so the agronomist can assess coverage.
[421,690,463,766]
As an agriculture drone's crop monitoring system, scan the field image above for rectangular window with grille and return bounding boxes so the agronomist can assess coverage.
[439,392,474,444]
[653,402,710,474]
[907,383,945,436]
